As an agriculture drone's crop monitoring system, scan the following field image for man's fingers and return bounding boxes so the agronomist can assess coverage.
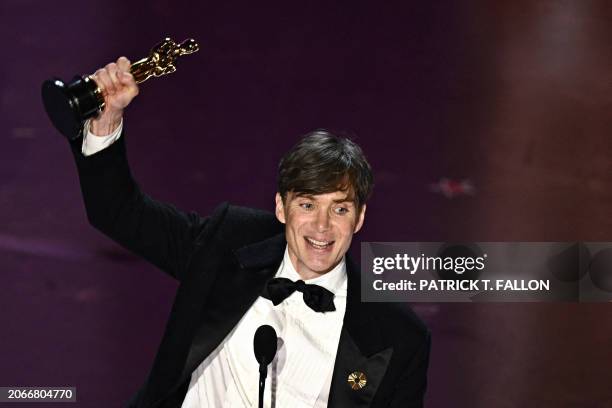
[91,58,139,107]
[117,56,131,73]
[93,68,114,95]
[105,63,122,93]
[118,71,136,86]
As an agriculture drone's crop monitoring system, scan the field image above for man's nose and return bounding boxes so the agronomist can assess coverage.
[315,209,331,232]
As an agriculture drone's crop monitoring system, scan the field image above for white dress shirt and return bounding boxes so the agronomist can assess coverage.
[181,248,346,408]
[81,123,348,407]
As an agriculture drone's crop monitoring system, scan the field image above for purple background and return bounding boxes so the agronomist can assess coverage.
[1,1,612,406]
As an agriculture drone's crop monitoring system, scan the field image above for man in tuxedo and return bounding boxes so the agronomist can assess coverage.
[70,57,430,407]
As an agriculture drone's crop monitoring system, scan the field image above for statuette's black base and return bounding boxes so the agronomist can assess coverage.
[41,75,102,140]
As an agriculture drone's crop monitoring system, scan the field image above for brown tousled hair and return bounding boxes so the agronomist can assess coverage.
[277,129,374,210]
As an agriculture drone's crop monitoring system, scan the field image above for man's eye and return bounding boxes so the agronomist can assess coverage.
[334,207,349,215]
[300,203,313,210]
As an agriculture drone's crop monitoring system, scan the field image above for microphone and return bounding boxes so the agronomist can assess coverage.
[253,325,277,408]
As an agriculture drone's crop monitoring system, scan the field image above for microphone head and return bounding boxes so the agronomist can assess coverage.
[253,325,278,366]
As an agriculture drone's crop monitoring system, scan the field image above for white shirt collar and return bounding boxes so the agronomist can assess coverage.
[276,246,347,297]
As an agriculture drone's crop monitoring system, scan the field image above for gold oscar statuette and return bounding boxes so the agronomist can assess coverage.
[42,37,200,140]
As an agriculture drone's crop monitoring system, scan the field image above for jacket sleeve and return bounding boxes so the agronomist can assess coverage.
[68,132,209,281]
[387,331,431,408]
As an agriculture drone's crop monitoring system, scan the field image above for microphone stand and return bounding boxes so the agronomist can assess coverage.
[258,363,267,408]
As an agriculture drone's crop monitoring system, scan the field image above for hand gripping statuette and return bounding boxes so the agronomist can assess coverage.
[41,38,199,140]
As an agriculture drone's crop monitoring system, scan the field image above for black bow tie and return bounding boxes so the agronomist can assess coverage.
[261,278,336,313]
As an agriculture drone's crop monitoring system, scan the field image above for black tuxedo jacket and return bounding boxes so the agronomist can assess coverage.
[69,134,430,408]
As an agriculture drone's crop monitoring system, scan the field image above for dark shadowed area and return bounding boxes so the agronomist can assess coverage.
[1,1,611,406]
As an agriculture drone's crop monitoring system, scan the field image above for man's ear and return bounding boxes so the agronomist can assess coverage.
[275,192,286,224]
[354,204,366,233]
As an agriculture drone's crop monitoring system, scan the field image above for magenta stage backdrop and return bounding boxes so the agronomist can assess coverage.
[1,1,611,406]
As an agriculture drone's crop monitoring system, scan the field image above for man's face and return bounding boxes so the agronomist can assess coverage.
[275,190,366,280]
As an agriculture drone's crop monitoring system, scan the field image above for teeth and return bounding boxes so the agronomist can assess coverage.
[306,237,333,248]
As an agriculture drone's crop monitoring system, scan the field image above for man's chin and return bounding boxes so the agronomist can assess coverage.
[303,258,339,276]
[291,247,341,277]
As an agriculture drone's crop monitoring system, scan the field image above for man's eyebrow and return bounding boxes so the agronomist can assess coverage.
[292,193,355,203]
[294,192,314,199]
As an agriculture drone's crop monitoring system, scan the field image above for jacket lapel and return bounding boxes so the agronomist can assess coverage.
[328,257,393,408]
[176,233,287,392]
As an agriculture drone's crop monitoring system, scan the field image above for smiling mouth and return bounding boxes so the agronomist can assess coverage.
[305,237,335,250]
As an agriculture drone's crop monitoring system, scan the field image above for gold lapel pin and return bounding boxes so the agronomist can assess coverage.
[347,371,367,390]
